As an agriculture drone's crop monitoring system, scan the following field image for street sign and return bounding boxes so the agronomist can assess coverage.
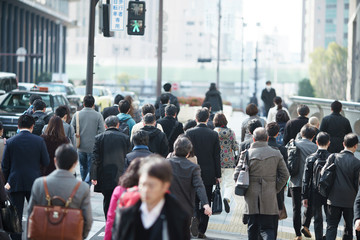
[110,0,125,31]
[172,83,179,91]
[16,47,26,62]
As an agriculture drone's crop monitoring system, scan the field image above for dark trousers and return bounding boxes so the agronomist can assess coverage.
[102,189,114,220]
[290,187,303,236]
[248,214,278,240]
[312,203,327,240]
[9,191,31,240]
[194,184,213,234]
[326,205,354,240]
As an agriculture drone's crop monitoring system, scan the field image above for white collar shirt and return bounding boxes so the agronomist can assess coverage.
[140,198,165,229]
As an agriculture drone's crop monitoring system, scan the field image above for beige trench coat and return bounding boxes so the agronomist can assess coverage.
[234,141,289,215]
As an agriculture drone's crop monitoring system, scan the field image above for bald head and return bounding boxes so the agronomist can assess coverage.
[309,116,319,129]
[253,127,268,142]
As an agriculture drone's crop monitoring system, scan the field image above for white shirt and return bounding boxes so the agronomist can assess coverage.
[267,106,290,123]
[19,129,31,132]
[140,198,165,229]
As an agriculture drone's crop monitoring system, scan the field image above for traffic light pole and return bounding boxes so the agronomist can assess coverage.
[216,0,221,88]
[156,0,163,97]
[86,0,99,96]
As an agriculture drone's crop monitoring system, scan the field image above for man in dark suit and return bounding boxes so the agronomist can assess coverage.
[186,108,221,239]
[102,94,124,120]
[155,93,169,119]
[2,114,50,240]
[261,80,276,116]
[283,104,310,145]
[157,104,184,152]
[155,82,180,115]
[125,130,152,170]
[90,116,130,218]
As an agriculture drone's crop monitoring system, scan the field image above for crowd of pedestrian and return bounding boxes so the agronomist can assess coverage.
[0,80,359,240]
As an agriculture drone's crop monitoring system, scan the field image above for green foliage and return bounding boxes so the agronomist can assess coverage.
[116,73,138,90]
[298,78,315,97]
[35,72,52,84]
[309,42,347,100]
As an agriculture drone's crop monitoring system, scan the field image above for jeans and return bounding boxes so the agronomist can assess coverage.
[326,205,354,240]
[194,185,213,234]
[247,214,278,240]
[78,151,93,183]
[220,168,235,201]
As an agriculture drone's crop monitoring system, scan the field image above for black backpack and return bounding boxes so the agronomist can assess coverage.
[33,114,47,136]
[118,118,130,136]
[318,154,337,198]
[312,156,328,191]
[285,139,300,177]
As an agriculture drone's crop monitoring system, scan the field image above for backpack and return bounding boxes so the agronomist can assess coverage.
[285,139,300,177]
[276,126,285,145]
[312,157,327,192]
[118,118,130,135]
[318,154,337,198]
[33,114,47,136]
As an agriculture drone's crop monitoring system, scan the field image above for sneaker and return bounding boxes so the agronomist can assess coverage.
[198,232,207,239]
[190,217,199,237]
[223,198,230,213]
[301,226,312,238]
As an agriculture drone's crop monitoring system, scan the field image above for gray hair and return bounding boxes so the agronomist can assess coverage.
[174,136,193,157]
[253,127,268,142]
[105,116,119,128]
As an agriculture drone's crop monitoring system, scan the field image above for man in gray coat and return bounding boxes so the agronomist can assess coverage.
[71,95,105,183]
[27,144,93,239]
[234,128,289,240]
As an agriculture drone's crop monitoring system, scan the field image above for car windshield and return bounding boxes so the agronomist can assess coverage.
[0,93,51,113]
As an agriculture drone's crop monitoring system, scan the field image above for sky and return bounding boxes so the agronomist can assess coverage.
[242,0,303,53]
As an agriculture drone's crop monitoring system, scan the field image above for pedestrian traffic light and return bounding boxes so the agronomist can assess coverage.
[127,1,146,36]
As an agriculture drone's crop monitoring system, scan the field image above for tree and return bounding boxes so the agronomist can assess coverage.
[309,42,347,100]
[298,78,314,97]
[35,72,52,84]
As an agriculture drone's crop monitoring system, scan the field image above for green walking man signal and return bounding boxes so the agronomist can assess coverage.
[127,1,146,36]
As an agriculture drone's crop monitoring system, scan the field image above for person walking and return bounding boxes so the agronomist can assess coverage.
[1,114,50,240]
[155,93,170,120]
[186,108,221,238]
[241,103,266,142]
[201,102,215,129]
[240,119,263,152]
[117,100,136,136]
[301,132,331,240]
[320,100,352,153]
[322,133,360,240]
[275,109,290,145]
[157,104,184,152]
[204,83,223,113]
[32,99,51,136]
[27,144,93,239]
[130,104,163,140]
[234,127,289,240]
[71,95,105,183]
[41,116,70,176]
[155,83,180,115]
[125,130,152,170]
[213,113,239,213]
[289,124,318,240]
[261,81,277,117]
[24,94,42,115]
[90,116,130,219]
[267,96,290,123]
[102,94,124,120]
[283,104,310,146]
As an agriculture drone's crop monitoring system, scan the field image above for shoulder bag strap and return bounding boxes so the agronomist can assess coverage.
[76,111,80,136]
[65,181,82,207]
[42,177,51,206]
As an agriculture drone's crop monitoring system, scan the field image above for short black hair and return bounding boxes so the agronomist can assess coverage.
[132,130,149,146]
[105,116,119,128]
[344,133,359,148]
[276,109,290,123]
[55,105,70,118]
[33,99,46,111]
[253,127,268,141]
[316,132,330,146]
[114,94,124,105]
[183,119,197,131]
[266,122,280,137]
[196,108,210,122]
[266,81,271,85]
[29,94,42,104]
[160,93,170,104]
[331,100,342,113]
[300,124,316,139]
[83,95,95,108]
[142,104,155,115]
[165,104,177,117]
[202,101,211,109]
[248,119,262,135]
[163,83,172,92]
[139,155,173,183]
[174,136,193,157]
[144,113,156,124]
[55,144,78,170]
[246,103,258,116]
[297,104,310,117]
[18,114,35,129]
[119,100,131,113]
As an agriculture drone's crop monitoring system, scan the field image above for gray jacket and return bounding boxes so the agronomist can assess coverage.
[43,121,76,147]
[289,138,317,188]
[71,107,105,153]
[27,170,93,239]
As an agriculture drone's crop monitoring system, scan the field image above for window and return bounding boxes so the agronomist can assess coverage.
[345,3,349,9]
[344,18,349,24]
[326,19,333,23]
[326,4,337,8]
[186,21,195,26]
[344,33,348,39]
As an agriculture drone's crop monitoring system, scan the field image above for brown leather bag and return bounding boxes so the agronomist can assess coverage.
[27,178,84,240]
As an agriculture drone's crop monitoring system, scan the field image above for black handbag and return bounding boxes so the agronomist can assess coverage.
[0,198,22,233]
[211,183,222,215]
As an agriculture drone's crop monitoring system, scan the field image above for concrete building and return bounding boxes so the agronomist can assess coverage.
[301,0,349,63]
[0,0,76,83]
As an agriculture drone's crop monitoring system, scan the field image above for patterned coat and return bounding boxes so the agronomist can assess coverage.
[214,127,239,168]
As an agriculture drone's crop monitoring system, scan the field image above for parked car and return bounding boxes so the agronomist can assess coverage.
[74,86,112,111]
[0,90,74,138]
[0,72,18,93]
[18,83,38,91]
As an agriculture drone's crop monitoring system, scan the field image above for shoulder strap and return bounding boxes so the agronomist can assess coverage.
[65,181,82,207]
[43,177,51,206]
[76,111,80,135]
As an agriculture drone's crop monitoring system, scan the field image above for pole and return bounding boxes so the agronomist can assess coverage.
[156,0,163,97]
[216,0,221,87]
[254,41,258,96]
[240,19,245,109]
[86,0,99,95]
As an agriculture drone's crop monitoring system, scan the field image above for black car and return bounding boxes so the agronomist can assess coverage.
[0,90,74,138]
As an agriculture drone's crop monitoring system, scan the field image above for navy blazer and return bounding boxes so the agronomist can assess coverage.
[2,130,50,192]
